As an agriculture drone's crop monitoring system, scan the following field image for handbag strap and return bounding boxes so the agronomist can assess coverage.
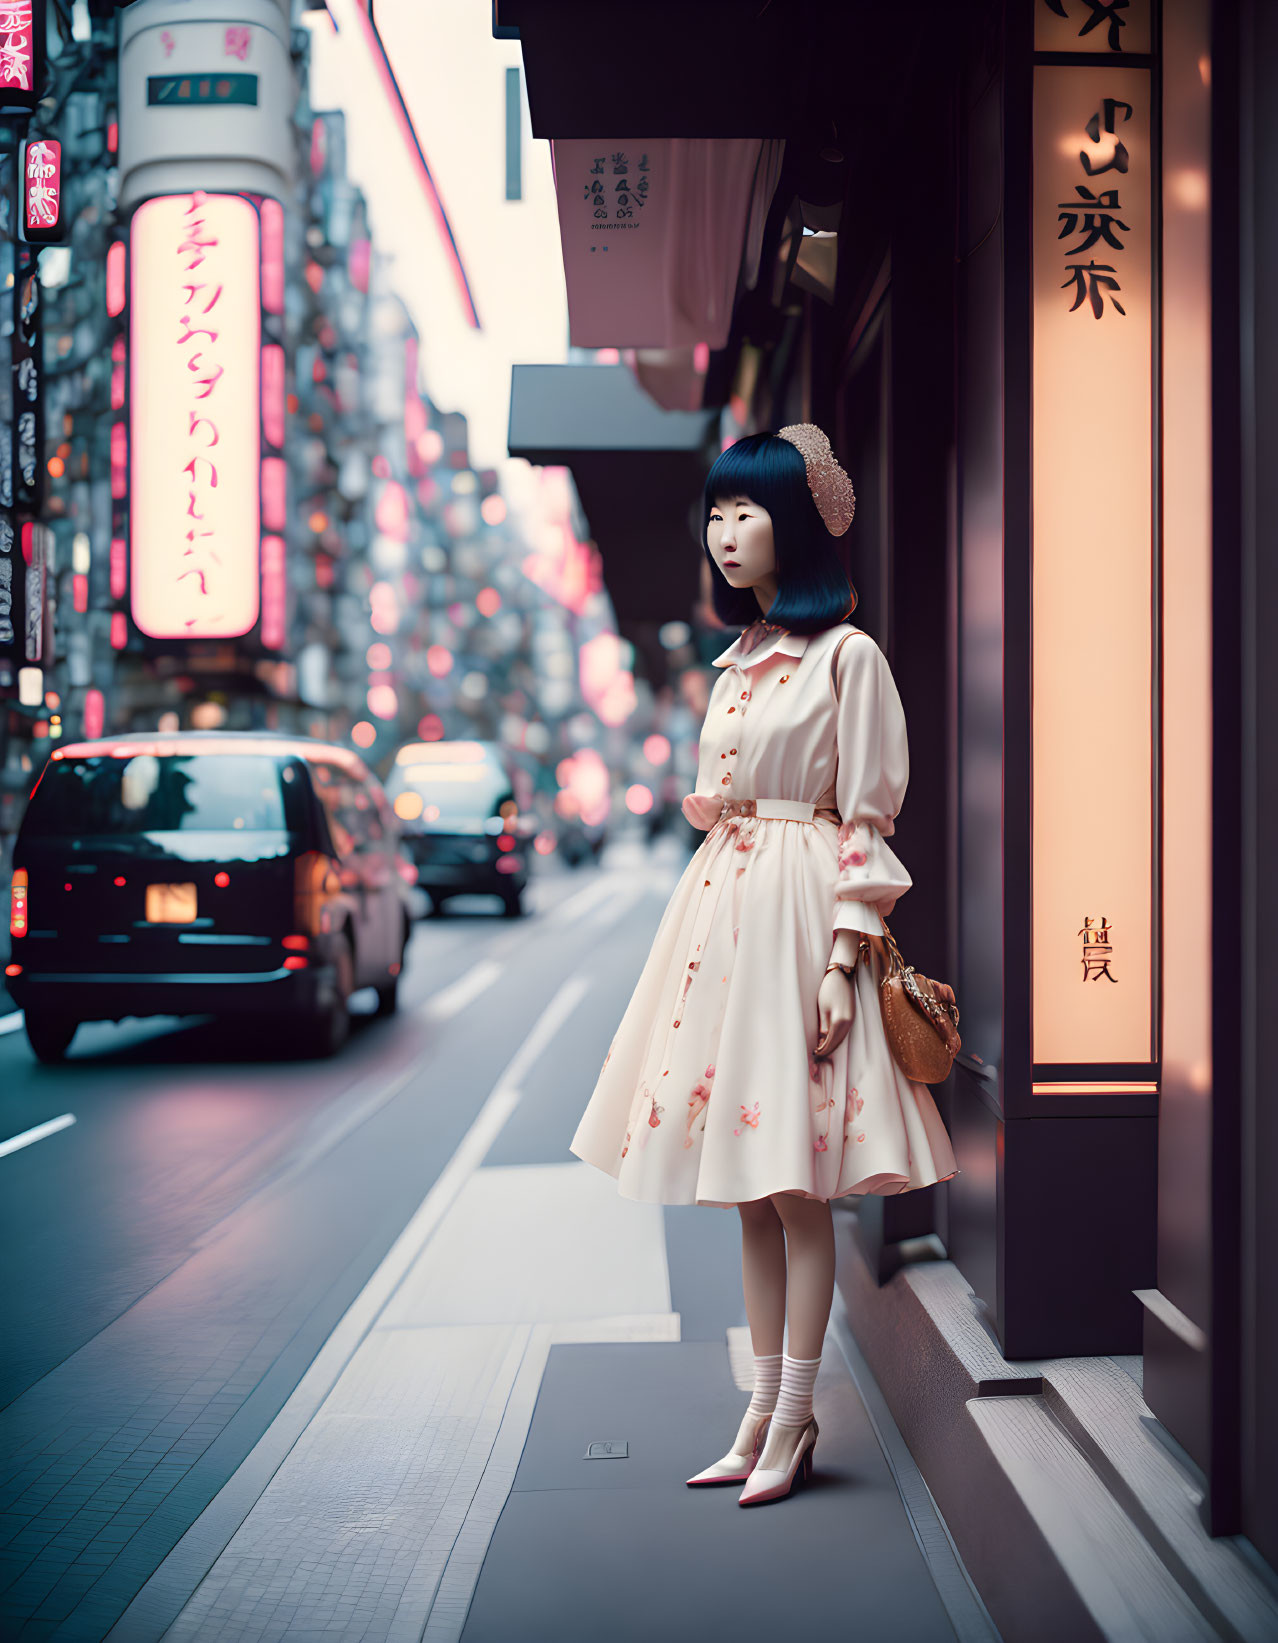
[878,915,907,978]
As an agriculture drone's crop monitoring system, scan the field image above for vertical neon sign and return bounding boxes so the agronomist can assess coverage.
[20,137,61,243]
[1031,59,1155,1077]
[129,192,261,639]
[0,1,41,116]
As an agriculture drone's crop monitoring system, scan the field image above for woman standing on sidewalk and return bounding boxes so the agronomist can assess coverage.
[569,426,958,1506]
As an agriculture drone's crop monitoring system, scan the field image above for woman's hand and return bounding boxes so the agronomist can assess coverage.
[814,967,856,1059]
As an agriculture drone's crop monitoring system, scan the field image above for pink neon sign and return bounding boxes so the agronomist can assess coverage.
[261,456,287,532]
[109,538,126,600]
[106,241,125,316]
[260,535,285,649]
[0,2,36,109]
[83,687,104,740]
[261,343,285,448]
[129,192,261,639]
[260,198,284,314]
[22,137,60,243]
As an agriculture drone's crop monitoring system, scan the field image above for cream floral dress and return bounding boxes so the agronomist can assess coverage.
[568,617,959,1208]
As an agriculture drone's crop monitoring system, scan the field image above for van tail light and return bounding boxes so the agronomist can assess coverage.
[294,852,338,936]
[10,868,28,938]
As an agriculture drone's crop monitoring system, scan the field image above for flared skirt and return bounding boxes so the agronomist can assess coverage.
[568,812,960,1208]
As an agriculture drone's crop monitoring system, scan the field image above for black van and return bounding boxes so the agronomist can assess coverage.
[7,732,413,1063]
[386,739,532,917]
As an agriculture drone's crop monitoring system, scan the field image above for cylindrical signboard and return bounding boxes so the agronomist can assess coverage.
[117,0,295,208]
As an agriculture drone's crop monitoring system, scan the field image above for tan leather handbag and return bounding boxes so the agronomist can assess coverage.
[829,626,962,1084]
[859,920,961,1085]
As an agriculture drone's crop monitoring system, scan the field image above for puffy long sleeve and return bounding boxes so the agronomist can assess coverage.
[832,634,913,938]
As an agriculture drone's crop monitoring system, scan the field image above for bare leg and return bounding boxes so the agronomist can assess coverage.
[769,1192,835,1357]
[738,1196,787,1356]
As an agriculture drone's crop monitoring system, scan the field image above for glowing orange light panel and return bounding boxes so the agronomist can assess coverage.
[1031,64,1155,1068]
[129,192,261,639]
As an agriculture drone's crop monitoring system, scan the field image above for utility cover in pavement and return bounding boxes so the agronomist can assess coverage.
[584,1440,629,1459]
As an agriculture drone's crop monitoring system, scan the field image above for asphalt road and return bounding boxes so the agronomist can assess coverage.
[0,838,684,1642]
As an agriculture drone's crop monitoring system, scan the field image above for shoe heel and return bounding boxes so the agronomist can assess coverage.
[800,1441,815,1484]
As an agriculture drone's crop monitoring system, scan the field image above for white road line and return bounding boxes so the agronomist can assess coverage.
[579,880,649,932]
[0,1112,76,1159]
[0,1011,24,1036]
[546,873,623,925]
[420,959,503,1022]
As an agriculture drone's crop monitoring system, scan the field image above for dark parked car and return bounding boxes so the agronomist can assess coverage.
[7,731,413,1063]
[387,739,532,917]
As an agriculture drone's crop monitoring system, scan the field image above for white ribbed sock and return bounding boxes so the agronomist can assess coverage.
[745,1352,783,1420]
[773,1352,822,1426]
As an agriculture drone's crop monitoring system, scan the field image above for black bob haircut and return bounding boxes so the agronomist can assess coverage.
[701,431,857,634]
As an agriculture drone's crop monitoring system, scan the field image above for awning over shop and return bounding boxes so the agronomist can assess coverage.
[492,1,805,139]
[551,137,784,352]
[508,363,714,673]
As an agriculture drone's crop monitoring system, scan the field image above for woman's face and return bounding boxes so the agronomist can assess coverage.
[706,494,777,592]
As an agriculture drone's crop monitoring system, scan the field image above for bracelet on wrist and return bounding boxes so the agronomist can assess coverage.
[825,959,857,977]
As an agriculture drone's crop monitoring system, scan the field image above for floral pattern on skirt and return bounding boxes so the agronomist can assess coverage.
[569,807,959,1209]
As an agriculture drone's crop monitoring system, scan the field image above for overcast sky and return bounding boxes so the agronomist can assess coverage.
[305,0,571,471]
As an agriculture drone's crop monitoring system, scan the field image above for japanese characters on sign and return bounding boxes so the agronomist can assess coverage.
[0,0,42,116]
[1079,916,1117,983]
[22,520,47,664]
[0,516,16,662]
[584,149,652,229]
[1058,97,1133,318]
[129,191,261,640]
[20,137,61,244]
[12,247,42,514]
[1031,63,1152,1068]
[1035,0,1150,54]
[146,73,258,107]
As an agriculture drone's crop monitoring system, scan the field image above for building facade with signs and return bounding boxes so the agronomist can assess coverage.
[0,1,629,898]
[503,0,1278,1626]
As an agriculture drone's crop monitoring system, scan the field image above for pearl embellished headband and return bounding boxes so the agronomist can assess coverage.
[776,423,857,537]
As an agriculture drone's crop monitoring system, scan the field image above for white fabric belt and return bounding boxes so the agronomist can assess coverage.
[722,798,821,823]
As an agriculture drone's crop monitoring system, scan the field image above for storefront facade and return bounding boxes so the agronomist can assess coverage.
[504,0,1278,1608]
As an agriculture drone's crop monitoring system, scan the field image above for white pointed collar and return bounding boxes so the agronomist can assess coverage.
[711,620,811,669]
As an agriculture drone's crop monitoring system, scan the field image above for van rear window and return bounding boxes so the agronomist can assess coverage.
[25,753,290,835]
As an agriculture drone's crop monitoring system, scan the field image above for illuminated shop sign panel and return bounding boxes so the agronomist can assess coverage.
[129,191,261,639]
[146,73,258,106]
[1031,59,1155,1075]
[1035,0,1150,55]
[0,0,43,116]
[20,138,61,244]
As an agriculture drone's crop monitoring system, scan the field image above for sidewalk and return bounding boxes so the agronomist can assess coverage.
[109,1139,998,1641]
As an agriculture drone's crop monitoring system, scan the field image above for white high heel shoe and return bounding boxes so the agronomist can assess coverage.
[737,1414,818,1505]
[685,1408,773,1487]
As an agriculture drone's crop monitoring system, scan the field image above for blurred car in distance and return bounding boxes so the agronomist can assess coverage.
[554,813,607,868]
[386,739,532,917]
[7,732,412,1063]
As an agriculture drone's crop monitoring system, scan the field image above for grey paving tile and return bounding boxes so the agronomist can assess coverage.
[164,1325,530,1643]
[461,1338,959,1643]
